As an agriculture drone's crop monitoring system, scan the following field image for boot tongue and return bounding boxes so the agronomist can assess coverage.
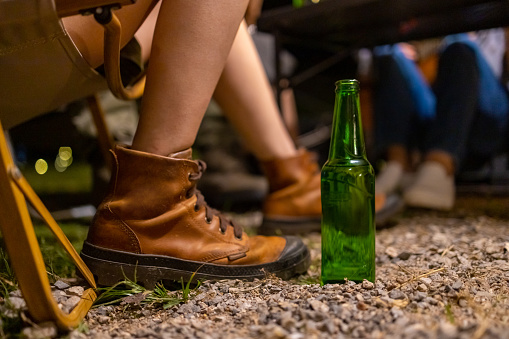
[168,148,193,160]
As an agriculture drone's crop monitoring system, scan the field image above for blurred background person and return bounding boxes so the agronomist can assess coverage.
[373,29,508,210]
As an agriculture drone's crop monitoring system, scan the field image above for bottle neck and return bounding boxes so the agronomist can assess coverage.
[328,80,367,161]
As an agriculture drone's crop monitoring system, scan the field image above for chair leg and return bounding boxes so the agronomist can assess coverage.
[0,120,96,329]
[87,94,115,171]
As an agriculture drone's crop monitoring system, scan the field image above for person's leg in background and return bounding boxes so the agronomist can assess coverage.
[213,21,322,235]
[404,42,480,210]
[65,0,311,285]
[372,52,423,195]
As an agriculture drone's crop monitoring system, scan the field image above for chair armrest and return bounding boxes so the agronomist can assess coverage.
[55,0,136,17]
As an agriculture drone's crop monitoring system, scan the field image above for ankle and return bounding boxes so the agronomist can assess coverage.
[425,150,455,176]
[387,145,410,171]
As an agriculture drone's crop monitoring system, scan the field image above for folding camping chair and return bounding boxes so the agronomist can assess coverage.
[0,0,145,329]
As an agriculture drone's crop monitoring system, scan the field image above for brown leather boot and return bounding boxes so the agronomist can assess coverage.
[80,145,310,288]
[258,149,322,235]
[258,149,404,234]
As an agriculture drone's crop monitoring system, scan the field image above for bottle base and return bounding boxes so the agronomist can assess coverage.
[321,265,374,285]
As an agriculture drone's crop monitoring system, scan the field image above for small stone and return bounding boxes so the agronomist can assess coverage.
[417,284,428,292]
[9,290,22,298]
[135,328,157,337]
[385,247,398,258]
[459,319,477,331]
[362,280,374,290]
[394,316,409,327]
[389,289,406,300]
[444,285,457,297]
[63,296,81,311]
[54,280,70,290]
[22,322,58,339]
[69,330,88,339]
[316,320,335,334]
[413,292,427,302]
[403,324,427,337]
[458,298,468,308]
[97,316,110,324]
[390,307,404,319]
[420,277,432,285]
[425,297,438,305]
[357,301,368,311]
[67,286,85,296]
[309,299,329,313]
[485,245,500,254]
[397,252,412,260]
[95,306,114,316]
[271,325,288,338]
[438,321,458,338]
[452,280,463,290]
[7,297,26,310]
[280,313,296,330]
[432,233,449,247]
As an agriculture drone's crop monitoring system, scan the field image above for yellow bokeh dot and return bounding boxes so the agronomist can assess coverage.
[35,159,48,175]
[59,147,72,161]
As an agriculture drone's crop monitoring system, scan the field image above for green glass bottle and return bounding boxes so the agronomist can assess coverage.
[321,79,375,284]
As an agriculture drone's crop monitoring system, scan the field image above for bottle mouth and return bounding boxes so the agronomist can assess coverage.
[335,79,359,91]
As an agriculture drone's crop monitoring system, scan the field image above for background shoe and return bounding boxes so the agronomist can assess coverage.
[403,161,455,210]
[375,193,405,226]
[258,149,321,235]
[375,161,404,195]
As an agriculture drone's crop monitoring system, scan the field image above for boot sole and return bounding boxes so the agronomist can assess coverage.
[258,217,321,235]
[80,239,310,289]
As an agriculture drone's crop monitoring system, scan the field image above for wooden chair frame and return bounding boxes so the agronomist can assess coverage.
[0,0,144,329]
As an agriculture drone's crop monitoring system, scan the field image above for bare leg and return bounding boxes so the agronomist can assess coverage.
[64,0,249,156]
[213,22,298,161]
[133,1,249,155]
[135,15,299,160]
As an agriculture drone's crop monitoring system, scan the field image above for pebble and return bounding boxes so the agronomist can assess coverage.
[417,284,428,292]
[397,252,412,260]
[53,280,70,290]
[7,296,26,310]
[308,299,329,313]
[452,280,463,290]
[420,277,432,285]
[385,247,398,258]
[458,298,468,308]
[67,286,85,296]
[438,321,458,338]
[362,280,374,290]
[22,322,57,339]
[388,289,406,300]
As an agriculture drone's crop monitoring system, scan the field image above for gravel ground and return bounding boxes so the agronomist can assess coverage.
[7,196,509,339]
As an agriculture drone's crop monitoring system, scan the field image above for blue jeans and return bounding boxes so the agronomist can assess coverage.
[373,42,509,171]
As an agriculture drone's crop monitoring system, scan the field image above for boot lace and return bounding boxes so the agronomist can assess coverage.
[188,160,243,240]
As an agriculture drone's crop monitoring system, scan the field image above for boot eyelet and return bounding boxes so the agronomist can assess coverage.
[205,217,212,224]
[219,227,226,235]
[235,235,243,241]
[194,204,200,212]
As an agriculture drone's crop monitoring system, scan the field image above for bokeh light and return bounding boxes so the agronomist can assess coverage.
[35,159,48,175]
[55,147,73,172]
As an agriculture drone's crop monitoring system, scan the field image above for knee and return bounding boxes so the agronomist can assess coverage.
[441,43,476,64]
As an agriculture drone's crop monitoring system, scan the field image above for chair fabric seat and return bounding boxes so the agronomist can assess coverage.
[0,0,107,129]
